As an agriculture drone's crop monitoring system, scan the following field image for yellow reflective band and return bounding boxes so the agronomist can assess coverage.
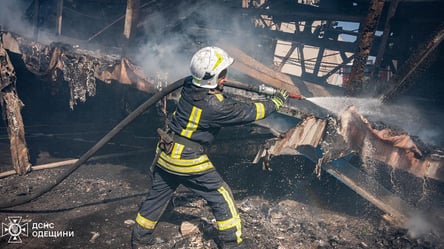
[171,142,185,159]
[216,215,241,231]
[214,93,224,102]
[193,77,201,83]
[216,186,239,229]
[212,51,223,70]
[136,213,157,230]
[157,152,214,173]
[180,106,202,138]
[159,152,211,166]
[216,186,242,243]
[158,157,214,173]
[236,228,242,244]
[254,102,265,120]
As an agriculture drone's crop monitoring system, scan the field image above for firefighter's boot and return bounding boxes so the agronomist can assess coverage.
[131,224,155,249]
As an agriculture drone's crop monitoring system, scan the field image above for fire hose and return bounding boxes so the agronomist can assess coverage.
[225,80,305,100]
[0,77,303,209]
[0,77,186,209]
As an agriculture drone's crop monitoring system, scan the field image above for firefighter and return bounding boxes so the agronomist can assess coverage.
[131,46,289,249]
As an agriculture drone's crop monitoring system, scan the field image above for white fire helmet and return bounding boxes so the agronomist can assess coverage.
[190,46,234,89]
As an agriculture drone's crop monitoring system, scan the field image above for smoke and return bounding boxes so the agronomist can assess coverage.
[306,96,444,146]
[0,0,62,45]
[406,211,436,239]
[2,1,264,82]
[134,1,256,82]
[0,0,33,36]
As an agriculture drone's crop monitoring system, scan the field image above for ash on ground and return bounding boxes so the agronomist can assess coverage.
[1,150,442,249]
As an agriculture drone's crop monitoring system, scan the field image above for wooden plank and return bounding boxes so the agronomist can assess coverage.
[219,44,345,98]
[123,0,140,54]
[381,25,444,103]
[1,90,31,175]
[0,48,31,175]
[56,0,64,36]
[325,158,411,227]
[346,0,385,95]
[371,0,400,79]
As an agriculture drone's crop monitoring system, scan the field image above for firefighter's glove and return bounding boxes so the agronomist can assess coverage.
[271,88,289,110]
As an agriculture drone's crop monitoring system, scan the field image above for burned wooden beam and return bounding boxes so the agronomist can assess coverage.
[324,159,412,228]
[220,45,345,99]
[0,47,31,175]
[380,24,444,103]
[241,4,364,23]
[254,106,444,182]
[56,0,63,36]
[253,116,327,170]
[0,31,158,175]
[275,42,296,72]
[371,0,400,80]
[253,105,444,230]
[122,0,140,55]
[1,31,157,107]
[346,0,384,96]
[253,27,362,54]
[338,106,444,181]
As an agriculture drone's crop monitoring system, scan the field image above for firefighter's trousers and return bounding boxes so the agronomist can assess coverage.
[134,166,243,244]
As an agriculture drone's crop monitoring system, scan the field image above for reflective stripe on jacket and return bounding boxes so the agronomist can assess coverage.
[158,76,277,174]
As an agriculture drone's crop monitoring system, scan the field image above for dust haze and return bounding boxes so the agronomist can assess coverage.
[0,0,33,35]
[307,96,444,146]
[134,1,256,82]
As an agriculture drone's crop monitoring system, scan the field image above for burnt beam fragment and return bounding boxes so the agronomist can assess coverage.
[1,31,158,108]
[0,47,31,175]
[0,31,159,175]
[253,106,444,230]
[380,24,444,103]
[371,0,400,80]
[346,0,384,96]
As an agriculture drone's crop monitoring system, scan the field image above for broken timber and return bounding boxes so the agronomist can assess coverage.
[346,0,384,96]
[0,31,158,174]
[0,47,31,175]
[381,24,444,103]
[253,106,444,229]
[220,45,346,99]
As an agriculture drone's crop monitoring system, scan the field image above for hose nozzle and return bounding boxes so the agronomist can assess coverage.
[258,84,277,96]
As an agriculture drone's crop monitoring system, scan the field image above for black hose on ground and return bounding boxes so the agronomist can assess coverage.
[0,77,186,209]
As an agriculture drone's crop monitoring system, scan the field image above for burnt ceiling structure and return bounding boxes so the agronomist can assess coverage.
[2,0,443,98]
[1,0,444,246]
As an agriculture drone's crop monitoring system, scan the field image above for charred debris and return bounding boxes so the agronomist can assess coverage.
[1,0,444,247]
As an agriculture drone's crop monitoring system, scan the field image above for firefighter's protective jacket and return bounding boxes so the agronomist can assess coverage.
[157,76,278,175]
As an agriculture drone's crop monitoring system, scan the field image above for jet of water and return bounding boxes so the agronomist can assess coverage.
[305,96,443,146]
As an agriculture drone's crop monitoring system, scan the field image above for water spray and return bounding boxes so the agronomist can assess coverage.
[225,80,305,100]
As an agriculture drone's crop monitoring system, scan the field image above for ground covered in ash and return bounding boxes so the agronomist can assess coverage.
[1,143,442,249]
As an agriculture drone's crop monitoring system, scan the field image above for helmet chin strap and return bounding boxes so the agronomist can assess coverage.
[207,78,225,93]
[216,84,224,92]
